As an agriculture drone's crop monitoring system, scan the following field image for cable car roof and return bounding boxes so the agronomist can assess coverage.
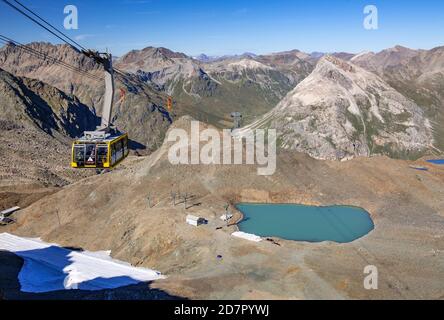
[74,133,126,144]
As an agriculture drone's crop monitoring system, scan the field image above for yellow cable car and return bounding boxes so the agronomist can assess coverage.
[71,133,129,169]
[71,51,130,169]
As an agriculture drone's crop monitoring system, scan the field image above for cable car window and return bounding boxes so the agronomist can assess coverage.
[123,137,128,154]
[111,144,116,164]
[85,144,96,165]
[97,145,108,166]
[74,145,85,162]
[119,140,123,159]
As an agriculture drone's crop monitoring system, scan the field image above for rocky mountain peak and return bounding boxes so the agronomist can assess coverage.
[244,56,435,160]
[321,55,355,73]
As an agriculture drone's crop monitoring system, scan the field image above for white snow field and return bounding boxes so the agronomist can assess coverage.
[0,233,165,293]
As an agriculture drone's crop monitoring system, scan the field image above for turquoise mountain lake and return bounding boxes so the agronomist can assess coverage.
[236,203,374,243]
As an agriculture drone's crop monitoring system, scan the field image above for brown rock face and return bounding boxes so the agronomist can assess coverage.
[0,42,173,152]
[351,45,444,151]
[0,68,96,185]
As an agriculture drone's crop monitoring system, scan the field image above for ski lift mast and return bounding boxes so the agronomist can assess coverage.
[82,50,115,138]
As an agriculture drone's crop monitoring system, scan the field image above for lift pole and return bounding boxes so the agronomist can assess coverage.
[81,50,115,138]
[231,112,242,131]
[99,53,114,131]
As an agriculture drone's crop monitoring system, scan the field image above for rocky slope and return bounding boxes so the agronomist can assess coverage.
[350,46,422,75]
[243,55,435,160]
[115,47,313,127]
[255,49,315,74]
[351,45,444,151]
[1,42,442,162]
[0,42,102,106]
[0,68,95,186]
[4,116,444,299]
[0,43,172,152]
[0,68,98,137]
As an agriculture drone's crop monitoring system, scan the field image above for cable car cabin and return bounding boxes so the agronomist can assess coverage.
[71,133,129,169]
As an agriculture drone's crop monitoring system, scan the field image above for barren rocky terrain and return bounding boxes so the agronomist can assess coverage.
[351,45,444,151]
[0,43,173,153]
[115,46,313,126]
[3,117,444,299]
[1,41,444,300]
[243,55,437,160]
[0,68,96,211]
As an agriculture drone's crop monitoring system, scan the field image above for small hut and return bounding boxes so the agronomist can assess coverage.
[186,215,206,227]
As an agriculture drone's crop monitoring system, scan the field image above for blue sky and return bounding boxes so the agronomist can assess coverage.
[1,0,444,56]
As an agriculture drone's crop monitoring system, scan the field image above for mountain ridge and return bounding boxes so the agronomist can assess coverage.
[0,67,96,185]
[0,42,173,152]
[1,41,443,161]
[242,55,435,160]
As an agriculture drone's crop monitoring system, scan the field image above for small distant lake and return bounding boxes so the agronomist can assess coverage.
[236,203,374,243]
[426,159,444,165]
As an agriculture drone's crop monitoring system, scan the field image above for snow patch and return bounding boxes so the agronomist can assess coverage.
[0,233,164,293]
[232,231,262,242]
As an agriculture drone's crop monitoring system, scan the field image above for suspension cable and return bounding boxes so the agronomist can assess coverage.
[0,35,101,81]
[1,0,86,51]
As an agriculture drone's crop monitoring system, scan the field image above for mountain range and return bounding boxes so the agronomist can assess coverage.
[115,46,313,126]
[351,45,444,151]
[242,55,435,160]
[0,42,172,153]
[1,41,443,182]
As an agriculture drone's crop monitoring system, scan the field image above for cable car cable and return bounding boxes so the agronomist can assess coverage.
[0,1,148,89]
[9,0,87,50]
[0,36,101,81]
[0,35,102,81]
[1,0,86,51]
[114,67,146,88]
[0,1,133,168]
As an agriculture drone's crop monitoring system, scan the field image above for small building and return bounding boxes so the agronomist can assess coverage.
[186,215,206,227]
[220,213,233,222]
[1,206,20,217]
